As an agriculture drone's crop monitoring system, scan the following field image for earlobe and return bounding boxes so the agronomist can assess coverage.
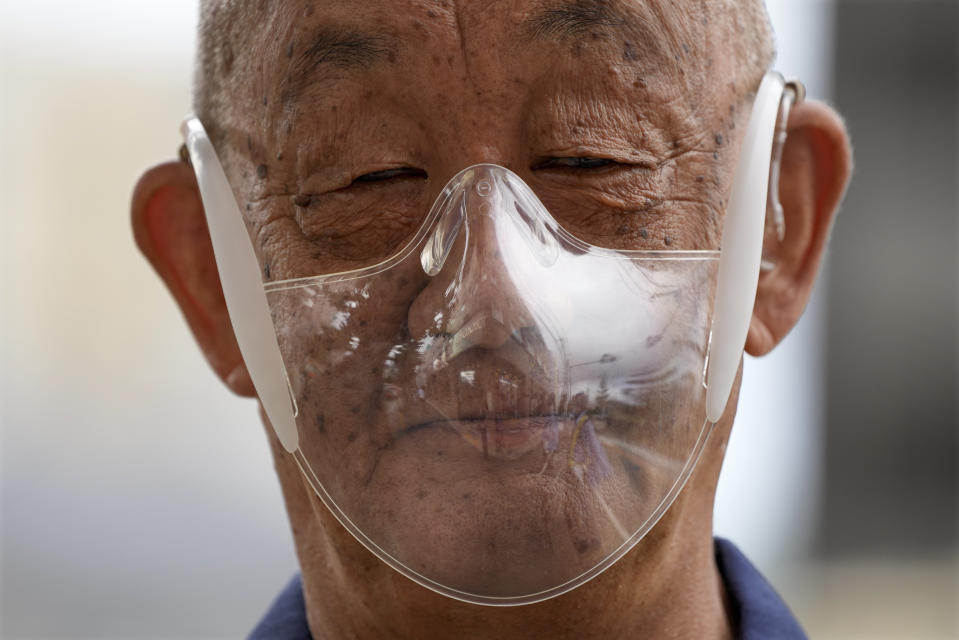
[131,161,255,397]
[745,99,852,356]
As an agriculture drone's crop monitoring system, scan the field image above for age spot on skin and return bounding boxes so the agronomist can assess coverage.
[573,536,598,554]
[293,194,312,207]
[256,164,268,179]
[714,133,724,146]
[222,46,234,73]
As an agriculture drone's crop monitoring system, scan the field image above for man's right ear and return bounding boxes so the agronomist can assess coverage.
[131,161,255,397]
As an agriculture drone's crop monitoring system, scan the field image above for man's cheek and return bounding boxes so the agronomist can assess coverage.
[268,269,421,461]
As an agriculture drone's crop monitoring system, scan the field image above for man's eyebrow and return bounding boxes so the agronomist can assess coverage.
[522,0,666,59]
[525,0,627,39]
[284,27,394,100]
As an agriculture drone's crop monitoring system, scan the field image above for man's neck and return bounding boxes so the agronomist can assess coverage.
[300,526,733,640]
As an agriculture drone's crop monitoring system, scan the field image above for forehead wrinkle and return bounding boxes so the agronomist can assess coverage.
[283,26,396,102]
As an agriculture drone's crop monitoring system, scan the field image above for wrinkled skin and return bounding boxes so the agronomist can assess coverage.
[133,0,852,637]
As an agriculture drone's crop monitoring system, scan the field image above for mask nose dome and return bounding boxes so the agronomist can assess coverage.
[409,164,562,354]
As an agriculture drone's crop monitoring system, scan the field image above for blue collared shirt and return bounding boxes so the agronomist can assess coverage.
[249,538,807,639]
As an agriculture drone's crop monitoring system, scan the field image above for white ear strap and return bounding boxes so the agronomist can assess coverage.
[705,72,786,422]
[181,117,300,452]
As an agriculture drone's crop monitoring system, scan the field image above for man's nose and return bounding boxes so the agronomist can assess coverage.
[407,171,536,355]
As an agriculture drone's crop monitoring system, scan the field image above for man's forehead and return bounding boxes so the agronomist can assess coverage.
[279,0,685,39]
[223,0,705,115]
[219,0,707,60]
[273,0,686,100]
[244,0,692,35]
[197,0,772,103]
[196,0,772,149]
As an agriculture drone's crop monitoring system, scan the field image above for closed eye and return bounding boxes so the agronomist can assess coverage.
[533,157,617,170]
[352,167,428,184]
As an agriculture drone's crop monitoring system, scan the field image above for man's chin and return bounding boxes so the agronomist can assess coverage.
[338,424,629,598]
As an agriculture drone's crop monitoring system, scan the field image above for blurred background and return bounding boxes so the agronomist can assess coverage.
[1,0,956,638]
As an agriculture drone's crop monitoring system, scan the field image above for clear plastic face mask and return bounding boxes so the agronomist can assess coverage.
[181,72,795,606]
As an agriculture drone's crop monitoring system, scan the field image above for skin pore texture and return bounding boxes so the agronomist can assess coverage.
[131,1,851,638]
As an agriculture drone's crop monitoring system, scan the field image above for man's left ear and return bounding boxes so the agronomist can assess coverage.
[745,99,852,356]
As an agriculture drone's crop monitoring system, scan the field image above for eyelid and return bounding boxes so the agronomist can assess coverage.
[534,156,617,170]
[293,165,427,204]
[352,166,427,183]
[532,152,660,172]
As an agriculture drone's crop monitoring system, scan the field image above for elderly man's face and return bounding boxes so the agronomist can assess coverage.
[199,0,756,597]
[132,0,852,626]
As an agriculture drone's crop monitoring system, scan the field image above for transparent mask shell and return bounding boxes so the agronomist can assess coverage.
[262,164,720,605]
